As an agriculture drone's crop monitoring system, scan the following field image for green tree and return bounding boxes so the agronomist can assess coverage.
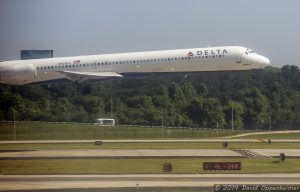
[182,82,197,102]
[224,101,244,130]
[168,82,187,110]
[241,88,269,130]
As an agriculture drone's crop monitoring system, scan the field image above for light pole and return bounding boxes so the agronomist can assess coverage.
[231,104,234,131]
[161,116,164,138]
[13,110,16,141]
[110,96,113,119]
[269,107,272,131]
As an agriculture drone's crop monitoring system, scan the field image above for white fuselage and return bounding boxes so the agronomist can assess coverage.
[0,46,270,85]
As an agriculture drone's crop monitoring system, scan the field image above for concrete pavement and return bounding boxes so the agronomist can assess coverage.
[1,149,300,159]
[0,149,244,159]
[1,139,300,144]
[1,174,300,191]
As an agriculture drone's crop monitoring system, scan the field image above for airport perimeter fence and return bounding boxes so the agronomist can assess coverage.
[0,121,256,141]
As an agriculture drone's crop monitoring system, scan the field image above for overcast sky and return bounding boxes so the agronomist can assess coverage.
[0,0,300,67]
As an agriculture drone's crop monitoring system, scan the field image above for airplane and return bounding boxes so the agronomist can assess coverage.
[0,46,270,85]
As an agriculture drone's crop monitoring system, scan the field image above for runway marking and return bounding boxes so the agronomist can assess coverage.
[230,149,272,159]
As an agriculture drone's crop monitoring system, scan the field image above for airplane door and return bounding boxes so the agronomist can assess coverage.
[235,54,242,63]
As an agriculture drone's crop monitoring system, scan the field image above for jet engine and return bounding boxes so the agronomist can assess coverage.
[0,63,36,85]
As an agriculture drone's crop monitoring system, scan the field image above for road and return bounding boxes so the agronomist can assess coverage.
[0,174,300,191]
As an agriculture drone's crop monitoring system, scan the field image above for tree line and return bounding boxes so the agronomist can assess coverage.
[0,65,300,130]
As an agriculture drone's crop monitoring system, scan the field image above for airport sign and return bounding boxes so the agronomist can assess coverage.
[203,162,241,171]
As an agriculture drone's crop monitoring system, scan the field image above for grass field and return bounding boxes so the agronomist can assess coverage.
[0,158,298,174]
[0,121,242,140]
[1,142,300,150]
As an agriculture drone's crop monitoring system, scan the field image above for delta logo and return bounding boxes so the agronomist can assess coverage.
[187,51,194,57]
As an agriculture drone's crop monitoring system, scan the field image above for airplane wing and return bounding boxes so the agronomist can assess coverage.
[57,70,123,82]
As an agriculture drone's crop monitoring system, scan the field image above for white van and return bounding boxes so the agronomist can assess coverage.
[95,118,115,126]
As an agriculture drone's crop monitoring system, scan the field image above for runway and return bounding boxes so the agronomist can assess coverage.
[1,138,300,144]
[223,130,300,138]
[0,149,300,159]
[1,174,300,191]
[0,149,244,159]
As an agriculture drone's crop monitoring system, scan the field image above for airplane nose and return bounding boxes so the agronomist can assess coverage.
[263,57,270,65]
[258,56,270,66]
